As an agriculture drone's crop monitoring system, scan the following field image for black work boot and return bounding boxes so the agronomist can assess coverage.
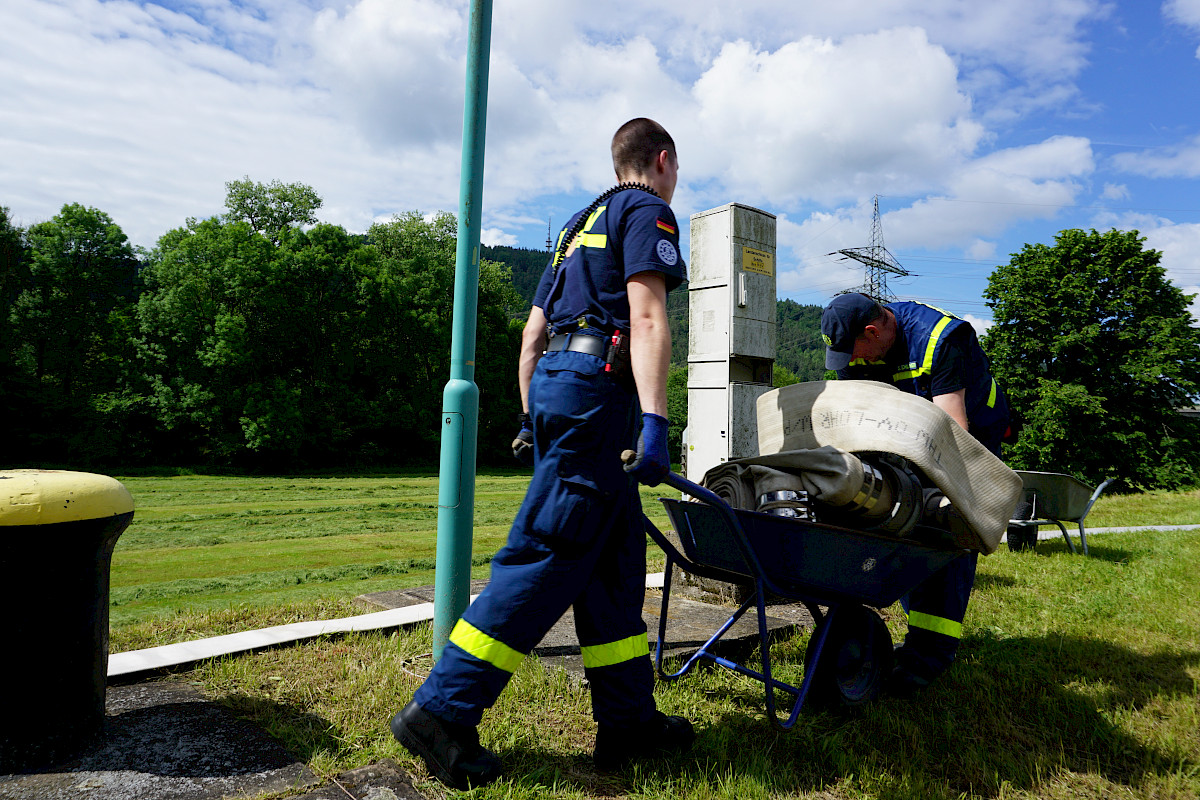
[885,644,940,699]
[594,711,695,771]
[390,700,502,790]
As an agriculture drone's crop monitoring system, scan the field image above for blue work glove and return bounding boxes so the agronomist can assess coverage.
[623,412,670,486]
[512,412,534,466]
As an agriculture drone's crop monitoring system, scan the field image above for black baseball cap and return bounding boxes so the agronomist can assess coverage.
[821,293,884,370]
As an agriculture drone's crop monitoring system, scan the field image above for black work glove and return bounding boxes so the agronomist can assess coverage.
[623,412,670,486]
[512,412,534,466]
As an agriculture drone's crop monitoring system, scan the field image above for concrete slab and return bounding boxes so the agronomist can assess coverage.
[353,578,491,613]
[290,760,423,800]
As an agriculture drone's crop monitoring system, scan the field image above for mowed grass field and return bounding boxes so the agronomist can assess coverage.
[105,472,1200,799]
[109,470,677,628]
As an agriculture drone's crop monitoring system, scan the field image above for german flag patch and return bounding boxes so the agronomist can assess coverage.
[656,218,676,235]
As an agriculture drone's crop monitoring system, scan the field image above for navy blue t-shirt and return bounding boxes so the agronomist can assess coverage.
[533,187,685,335]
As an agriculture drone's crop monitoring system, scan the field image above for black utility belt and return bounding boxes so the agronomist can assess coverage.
[546,332,607,357]
[545,332,631,380]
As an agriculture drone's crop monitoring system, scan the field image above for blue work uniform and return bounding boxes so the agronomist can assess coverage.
[413,187,685,728]
[838,301,1010,679]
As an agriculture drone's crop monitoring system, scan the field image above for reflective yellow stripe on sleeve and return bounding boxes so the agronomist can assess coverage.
[987,377,998,408]
[906,610,963,639]
[448,619,525,673]
[580,633,650,669]
[893,315,954,383]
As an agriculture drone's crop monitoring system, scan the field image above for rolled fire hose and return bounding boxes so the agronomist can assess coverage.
[752,380,1022,554]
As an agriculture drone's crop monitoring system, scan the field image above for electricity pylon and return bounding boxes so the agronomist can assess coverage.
[829,195,909,303]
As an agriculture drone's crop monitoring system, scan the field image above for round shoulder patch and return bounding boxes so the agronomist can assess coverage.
[656,238,678,266]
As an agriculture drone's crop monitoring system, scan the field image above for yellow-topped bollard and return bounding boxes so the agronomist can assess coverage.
[0,470,134,772]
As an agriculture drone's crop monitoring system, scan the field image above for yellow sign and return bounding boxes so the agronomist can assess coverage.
[741,246,774,276]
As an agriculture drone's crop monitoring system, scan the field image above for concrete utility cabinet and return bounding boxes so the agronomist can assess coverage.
[686,203,777,483]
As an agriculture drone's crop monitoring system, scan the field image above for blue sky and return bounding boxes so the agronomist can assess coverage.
[4,0,1200,331]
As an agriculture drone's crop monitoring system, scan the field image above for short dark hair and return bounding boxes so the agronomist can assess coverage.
[611,118,676,179]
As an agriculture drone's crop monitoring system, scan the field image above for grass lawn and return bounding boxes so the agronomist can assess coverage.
[107,472,1200,799]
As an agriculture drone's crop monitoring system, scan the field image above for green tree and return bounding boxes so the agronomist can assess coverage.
[0,207,38,463]
[364,211,523,464]
[223,177,322,244]
[666,364,688,466]
[137,216,280,462]
[138,213,374,466]
[11,204,139,393]
[0,207,27,366]
[983,228,1200,489]
[773,363,800,387]
[6,204,141,463]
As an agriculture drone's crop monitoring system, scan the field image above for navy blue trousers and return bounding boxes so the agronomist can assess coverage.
[413,350,656,728]
[897,425,1003,677]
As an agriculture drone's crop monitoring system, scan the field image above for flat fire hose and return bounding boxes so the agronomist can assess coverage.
[749,380,1022,554]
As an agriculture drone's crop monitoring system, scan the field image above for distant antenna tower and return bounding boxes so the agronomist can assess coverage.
[545,216,553,252]
[829,195,909,303]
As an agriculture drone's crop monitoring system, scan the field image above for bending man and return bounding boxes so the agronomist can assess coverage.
[821,292,1011,695]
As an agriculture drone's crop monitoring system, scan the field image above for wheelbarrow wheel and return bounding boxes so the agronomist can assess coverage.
[1006,525,1037,552]
[803,604,893,709]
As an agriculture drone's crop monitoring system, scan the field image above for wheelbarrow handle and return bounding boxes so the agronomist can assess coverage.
[618,448,726,507]
[660,470,724,506]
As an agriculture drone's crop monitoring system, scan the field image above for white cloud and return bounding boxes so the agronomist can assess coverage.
[0,0,1137,271]
[480,227,517,247]
[1164,0,1200,52]
[310,0,466,148]
[775,210,872,299]
[876,137,1093,251]
[1101,182,1130,200]
[961,313,994,335]
[0,0,481,246]
[1112,134,1200,178]
[690,29,983,205]
[964,239,999,261]
[1140,220,1200,320]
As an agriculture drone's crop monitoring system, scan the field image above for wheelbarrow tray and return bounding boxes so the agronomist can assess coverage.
[647,472,970,728]
[660,498,963,608]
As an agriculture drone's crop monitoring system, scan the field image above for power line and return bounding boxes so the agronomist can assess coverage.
[880,195,1200,216]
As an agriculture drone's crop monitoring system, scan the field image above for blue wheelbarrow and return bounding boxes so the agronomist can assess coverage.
[644,470,970,729]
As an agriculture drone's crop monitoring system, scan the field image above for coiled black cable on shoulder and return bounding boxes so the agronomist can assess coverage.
[551,182,660,278]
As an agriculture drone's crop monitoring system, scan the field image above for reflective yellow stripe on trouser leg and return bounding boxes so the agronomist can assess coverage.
[448,619,525,673]
[580,633,650,669]
[906,610,963,639]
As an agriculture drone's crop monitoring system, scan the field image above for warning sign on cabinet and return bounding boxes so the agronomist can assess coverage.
[741,246,773,276]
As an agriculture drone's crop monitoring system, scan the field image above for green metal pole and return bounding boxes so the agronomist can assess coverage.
[432,0,493,659]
